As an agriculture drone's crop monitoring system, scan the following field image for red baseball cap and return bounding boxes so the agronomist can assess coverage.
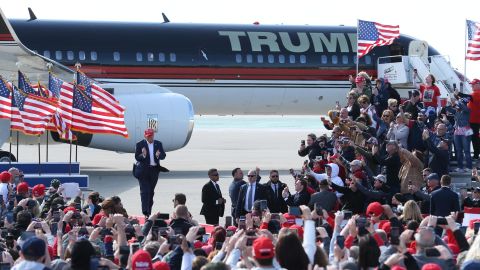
[16,182,29,194]
[153,261,170,270]
[282,213,296,226]
[32,184,46,197]
[470,79,480,85]
[366,202,384,217]
[63,206,77,214]
[132,250,153,270]
[0,171,11,183]
[144,128,154,137]
[289,224,304,239]
[422,263,441,270]
[253,236,275,259]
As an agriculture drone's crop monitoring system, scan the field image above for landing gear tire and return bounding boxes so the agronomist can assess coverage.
[0,151,16,163]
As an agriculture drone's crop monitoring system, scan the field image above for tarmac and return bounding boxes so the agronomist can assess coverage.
[1,129,313,224]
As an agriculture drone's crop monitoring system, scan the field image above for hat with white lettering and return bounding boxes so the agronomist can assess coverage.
[470,79,480,85]
[132,250,153,270]
[144,128,154,137]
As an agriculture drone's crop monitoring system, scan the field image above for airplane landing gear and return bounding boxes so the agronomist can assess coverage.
[0,151,16,162]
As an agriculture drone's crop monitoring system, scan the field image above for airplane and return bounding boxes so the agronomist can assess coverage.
[0,8,466,161]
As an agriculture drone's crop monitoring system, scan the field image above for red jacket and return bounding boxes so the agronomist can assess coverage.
[468,91,480,124]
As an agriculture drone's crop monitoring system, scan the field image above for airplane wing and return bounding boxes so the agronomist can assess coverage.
[0,8,74,83]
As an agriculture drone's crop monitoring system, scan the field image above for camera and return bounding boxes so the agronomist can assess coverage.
[157,213,170,220]
[314,203,323,215]
[342,210,352,220]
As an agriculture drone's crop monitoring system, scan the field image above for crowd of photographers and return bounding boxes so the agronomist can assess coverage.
[0,73,478,269]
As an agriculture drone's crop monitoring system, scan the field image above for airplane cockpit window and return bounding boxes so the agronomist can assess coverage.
[91,51,97,61]
[55,51,62,60]
[159,53,165,62]
[268,54,274,63]
[43,51,51,58]
[365,55,372,65]
[235,54,242,63]
[289,55,296,64]
[331,55,338,64]
[279,55,285,64]
[342,55,348,64]
[300,55,306,64]
[147,53,154,62]
[246,54,253,63]
[169,53,176,62]
[79,51,86,61]
[113,52,120,62]
[136,52,143,62]
[257,55,263,63]
[321,55,328,64]
[67,51,74,61]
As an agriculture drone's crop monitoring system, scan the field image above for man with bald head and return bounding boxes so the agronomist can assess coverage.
[170,205,194,236]
[235,169,268,218]
[134,128,166,217]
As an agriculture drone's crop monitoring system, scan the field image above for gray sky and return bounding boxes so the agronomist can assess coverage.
[2,0,480,79]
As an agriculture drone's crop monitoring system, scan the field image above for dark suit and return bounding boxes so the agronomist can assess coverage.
[200,181,225,225]
[135,139,166,216]
[285,189,311,207]
[235,183,268,217]
[430,186,460,217]
[263,180,288,213]
[308,190,337,212]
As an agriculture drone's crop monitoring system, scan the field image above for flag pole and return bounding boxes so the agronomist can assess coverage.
[464,19,468,91]
[16,131,19,162]
[356,19,359,75]
[37,135,41,175]
[8,130,12,165]
[46,64,53,163]
[46,132,49,162]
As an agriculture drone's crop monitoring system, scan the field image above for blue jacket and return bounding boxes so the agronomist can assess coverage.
[454,100,471,129]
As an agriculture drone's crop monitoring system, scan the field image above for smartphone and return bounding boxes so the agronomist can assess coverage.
[238,216,246,230]
[301,140,305,145]
[197,227,206,236]
[288,206,302,217]
[336,235,345,249]
[78,227,89,236]
[436,217,447,226]
[202,234,210,243]
[390,226,400,245]
[225,216,232,227]
[5,234,14,248]
[154,219,166,227]
[215,241,223,250]
[246,229,256,237]
[130,242,140,255]
[157,213,170,220]
[271,213,280,220]
[246,237,257,246]
[158,227,169,237]
[474,222,480,235]
[356,217,367,229]
[259,200,268,211]
[314,203,323,215]
[119,245,130,255]
[342,210,352,220]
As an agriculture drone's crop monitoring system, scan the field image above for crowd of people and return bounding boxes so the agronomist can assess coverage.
[0,73,478,269]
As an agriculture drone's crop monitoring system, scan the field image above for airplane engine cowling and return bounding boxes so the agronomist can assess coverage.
[59,84,194,153]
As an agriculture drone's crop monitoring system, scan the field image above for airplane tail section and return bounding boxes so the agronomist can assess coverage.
[0,9,17,43]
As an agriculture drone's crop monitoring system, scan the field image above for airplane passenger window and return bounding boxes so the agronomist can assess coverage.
[279,55,285,64]
[91,51,97,61]
[321,55,328,64]
[136,52,143,62]
[300,55,306,64]
[79,51,85,61]
[235,54,242,63]
[159,53,165,62]
[246,54,253,63]
[169,53,176,62]
[113,52,120,62]
[342,55,348,64]
[332,55,338,64]
[147,52,154,62]
[257,55,263,63]
[55,51,62,60]
[67,51,74,61]
[268,54,274,63]
[289,55,295,64]
[365,55,372,65]
[43,51,51,58]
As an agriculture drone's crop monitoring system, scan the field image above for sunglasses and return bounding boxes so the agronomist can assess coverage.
[382,115,391,117]
[248,175,256,177]
[271,175,279,178]
[211,174,219,176]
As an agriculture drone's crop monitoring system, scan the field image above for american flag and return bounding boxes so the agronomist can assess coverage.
[76,72,125,117]
[11,72,57,135]
[467,20,480,61]
[0,76,12,119]
[357,20,400,58]
[48,73,75,141]
[71,81,128,137]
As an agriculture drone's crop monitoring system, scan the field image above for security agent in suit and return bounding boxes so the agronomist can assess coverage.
[134,128,166,217]
[263,170,288,213]
[430,175,460,217]
[235,169,269,218]
[200,168,226,225]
